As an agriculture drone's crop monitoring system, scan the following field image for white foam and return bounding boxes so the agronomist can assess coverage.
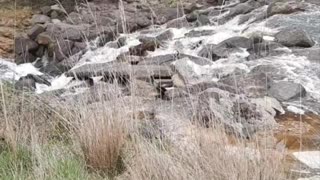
[293,151,320,169]
[0,60,42,81]
[287,105,305,115]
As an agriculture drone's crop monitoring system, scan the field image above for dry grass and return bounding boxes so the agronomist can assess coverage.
[73,102,129,175]
[0,81,291,179]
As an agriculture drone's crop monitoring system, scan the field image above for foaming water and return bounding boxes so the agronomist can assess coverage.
[0,59,42,82]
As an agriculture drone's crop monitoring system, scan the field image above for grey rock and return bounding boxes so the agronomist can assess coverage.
[154,7,184,25]
[36,32,54,45]
[251,96,285,116]
[185,29,215,37]
[249,65,286,80]
[275,28,315,47]
[268,81,306,101]
[72,42,87,54]
[198,36,252,60]
[130,30,173,56]
[166,17,190,29]
[40,6,52,15]
[27,24,45,40]
[247,41,286,59]
[14,74,51,91]
[66,63,173,82]
[227,2,254,18]
[31,14,51,24]
[195,88,277,137]
[196,15,210,26]
[15,77,36,91]
[15,37,38,55]
[206,0,224,5]
[219,72,272,98]
[172,57,214,85]
[15,52,37,65]
[62,28,83,41]
[267,1,306,17]
[139,54,178,65]
[51,39,74,62]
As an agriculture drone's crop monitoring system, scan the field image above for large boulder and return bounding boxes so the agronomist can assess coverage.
[31,14,51,24]
[275,28,315,47]
[219,72,272,98]
[27,24,45,40]
[14,37,39,64]
[268,81,307,101]
[267,1,306,17]
[15,37,38,55]
[195,88,277,137]
[130,30,173,56]
[172,57,214,86]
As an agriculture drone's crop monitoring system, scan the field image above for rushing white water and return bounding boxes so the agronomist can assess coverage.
[0,59,42,82]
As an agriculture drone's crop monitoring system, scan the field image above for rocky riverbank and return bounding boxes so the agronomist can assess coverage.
[1,0,320,179]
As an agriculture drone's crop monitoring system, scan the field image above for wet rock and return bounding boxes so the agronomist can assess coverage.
[130,30,173,56]
[15,76,36,91]
[172,57,214,85]
[40,6,52,15]
[36,32,54,45]
[183,2,203,14]
[50,39,74,62]
[15,37,38,55]
[15,52,37,65]
[27,24,45,40]
[275,28,315,47]
[139,54,178,65]
[166,17,190,29]
[196,15,210,26]
[14,74,50,91]
[62,27,83,41]
[185,30,215,37]
[206,0,224,5]
[227,2,254,18]
[267,1,306,17]
[31,14,51,24]
[251,96,285,116]
[219,73,272,98]
[66,63,173,82]
[247,41,286,59]
[72,42,87,54]
[268,81,307,101]
[195,88,277,137]
[249,65,286,80]
[154,7,184,25]
[57,51,83,71]
[186,12,198,22]
[198,36,252,60]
